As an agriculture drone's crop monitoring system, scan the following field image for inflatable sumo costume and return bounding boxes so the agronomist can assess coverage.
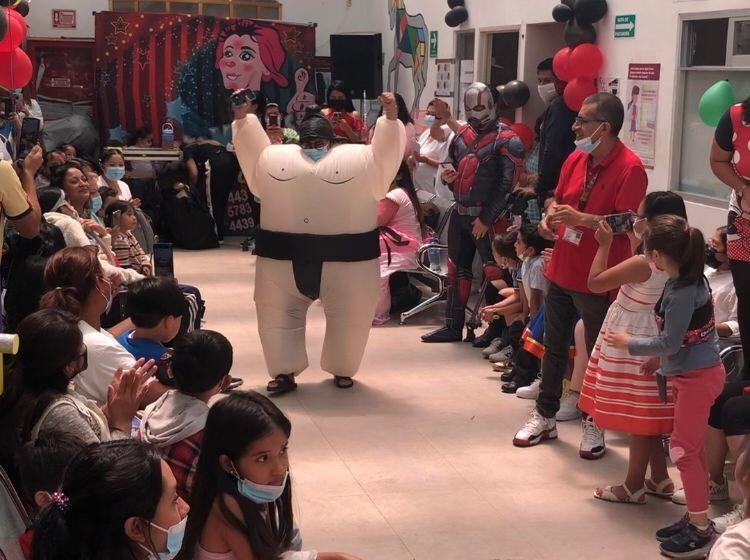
[232,96,405,393]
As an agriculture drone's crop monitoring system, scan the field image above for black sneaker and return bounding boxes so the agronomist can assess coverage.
[659,521,716,559]
[421,326,462,343]
[656,514,690,542]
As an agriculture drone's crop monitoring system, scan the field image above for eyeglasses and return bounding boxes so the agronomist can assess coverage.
[574,116,605,126]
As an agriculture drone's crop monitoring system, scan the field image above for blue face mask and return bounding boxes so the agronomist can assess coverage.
[424,115,436,127]
[574,124,604,155]
[104,166,126,181]
[303,147,328,162]
[90,195,103,214]
[142,515,187,560]
[233,465,288,504]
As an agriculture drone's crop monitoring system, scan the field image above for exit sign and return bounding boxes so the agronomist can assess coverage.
[615,15,635,38]
[430,31,438,58]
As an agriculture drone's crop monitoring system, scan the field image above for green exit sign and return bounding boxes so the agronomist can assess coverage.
[615,14,636,38]
[430,30,438,58]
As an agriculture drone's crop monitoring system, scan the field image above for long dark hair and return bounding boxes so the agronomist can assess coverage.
[32,440,164,560]
[325,80,356,113]
[643,191,687,221]
[392,162,424,236]
[0,309,82,478]
[643,215,705,288]
[378,93,414,125]
[179,391,293,560]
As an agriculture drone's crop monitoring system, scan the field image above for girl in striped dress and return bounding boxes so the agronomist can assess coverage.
[578,191,687,505]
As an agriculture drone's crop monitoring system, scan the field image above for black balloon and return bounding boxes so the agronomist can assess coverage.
[502,80,531,109]
[552,4,574,23]
[445,6,468,28]
[14,1,29,17]
[564,18,597,47]
[574,0,608,25]
[562,0,575,8]
[0,9,6,43]
[447,0,465,7]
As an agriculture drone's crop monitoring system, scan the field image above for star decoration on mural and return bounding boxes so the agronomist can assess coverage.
[166,97,190,124]
[108,126,128,143]
[105,33,118,47]
[99,71,112,87]
[137,48,150,70]
[112,16,130,36]
[282,27,303,55]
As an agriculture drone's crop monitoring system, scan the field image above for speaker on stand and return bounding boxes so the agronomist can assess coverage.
[330,33,383,126]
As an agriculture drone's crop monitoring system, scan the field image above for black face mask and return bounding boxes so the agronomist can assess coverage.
[329,99,346,111]
[705,244,726,270]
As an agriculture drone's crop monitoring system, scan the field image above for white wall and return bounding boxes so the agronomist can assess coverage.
[26,0,105,39]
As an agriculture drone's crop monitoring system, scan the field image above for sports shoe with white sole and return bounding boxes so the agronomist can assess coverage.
[482,338,506,358]
[489,345,514,364]
[513,409,557,447]
[712,502,746,534]
[516,377,541,399]
[672,478,729,506]
[556,390,582,422]
[580,416,606,459]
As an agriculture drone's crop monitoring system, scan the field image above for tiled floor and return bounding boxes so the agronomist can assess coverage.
[178,241,727,560]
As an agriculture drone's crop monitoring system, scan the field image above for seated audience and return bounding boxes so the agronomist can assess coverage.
[106,200,152,275]
[117,277,185,361]
[40,246,138,404]
[374,162,424,326]
[31,439,190,560]
[98,148,136,203]
[708,439,750,559]
[60,143,77,160]
[140,330,233,501]
[181,391,361,560]
[0,309,148,481]
[15,432,85,558]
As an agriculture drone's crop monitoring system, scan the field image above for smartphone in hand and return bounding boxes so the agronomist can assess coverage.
[231,88,256,108]
[153,242,175,280]
[17,117,41,159]
[603,212,636,234]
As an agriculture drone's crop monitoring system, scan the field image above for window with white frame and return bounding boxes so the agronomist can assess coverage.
[110,0,282,20]
[677,14,750,201]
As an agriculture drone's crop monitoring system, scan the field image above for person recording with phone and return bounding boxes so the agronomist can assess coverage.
[263,103,299,145]
[321,80,364,142]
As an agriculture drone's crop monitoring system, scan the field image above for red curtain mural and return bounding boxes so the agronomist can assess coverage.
[94,12,316,145]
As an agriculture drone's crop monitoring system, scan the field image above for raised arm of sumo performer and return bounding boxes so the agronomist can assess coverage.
[232,113,271,199]
[367,93,406,200]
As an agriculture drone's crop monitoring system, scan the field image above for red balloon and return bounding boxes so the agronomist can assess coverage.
[563,77,597,112]
[553,47,574,83]
[569,43,603,79]
[499,117,514,126]
[510,123,534,151]
[0,47,33,89]
[0,8,25,52]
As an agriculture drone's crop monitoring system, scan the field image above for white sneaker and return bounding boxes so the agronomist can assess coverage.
[489,345,514,364]
[556,390,582,422]
[516,378,541,399]
[513,409,557,447]
[713,502,746,533]
[580,416,606,460]
[482,338,506,358]
[672,478,729,506]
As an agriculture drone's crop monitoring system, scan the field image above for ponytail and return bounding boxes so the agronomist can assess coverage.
[33,499,78,560]
[643,215,706,288]
[40,247,101,318]
[39,286,82,316]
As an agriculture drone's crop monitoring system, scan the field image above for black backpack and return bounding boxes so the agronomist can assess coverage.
[160,188,220,250]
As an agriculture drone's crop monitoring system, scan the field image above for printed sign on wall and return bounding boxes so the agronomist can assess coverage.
[625,63,660,169]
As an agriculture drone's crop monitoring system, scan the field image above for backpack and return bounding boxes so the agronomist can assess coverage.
[160,188,220,250]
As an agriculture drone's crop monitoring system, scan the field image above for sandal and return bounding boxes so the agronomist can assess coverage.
[645,477,675,499]
[334,376,354,389]
[594,484,647,505]
[267,374,297,395]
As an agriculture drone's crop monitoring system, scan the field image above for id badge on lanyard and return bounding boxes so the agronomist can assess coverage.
[562,162,601,247]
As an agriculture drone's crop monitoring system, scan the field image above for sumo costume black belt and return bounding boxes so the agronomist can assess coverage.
[254,228,380,300]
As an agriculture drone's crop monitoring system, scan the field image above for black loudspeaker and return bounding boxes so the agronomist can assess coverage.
[330,33,383,99]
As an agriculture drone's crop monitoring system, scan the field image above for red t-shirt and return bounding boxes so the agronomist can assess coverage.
[321,108,364,140]
[545,140,648,294]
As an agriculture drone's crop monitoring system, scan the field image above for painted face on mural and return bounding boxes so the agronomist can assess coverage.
[219,34,271,91]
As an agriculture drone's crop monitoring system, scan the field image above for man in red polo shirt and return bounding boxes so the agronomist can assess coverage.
[513,93,647,454]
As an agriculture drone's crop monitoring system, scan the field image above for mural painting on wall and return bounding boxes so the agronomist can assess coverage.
[387,0,428,116]
[94,12,316,145]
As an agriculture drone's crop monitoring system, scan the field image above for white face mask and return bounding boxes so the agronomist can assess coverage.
[574,124,604,155]
[538,83,557,104]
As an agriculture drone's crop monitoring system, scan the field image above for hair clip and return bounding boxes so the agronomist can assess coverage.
[51,491,70,512]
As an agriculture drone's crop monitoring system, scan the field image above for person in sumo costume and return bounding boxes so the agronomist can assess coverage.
[232,91,405,394]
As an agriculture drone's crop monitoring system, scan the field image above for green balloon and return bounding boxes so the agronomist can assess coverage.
[699,80,736,127]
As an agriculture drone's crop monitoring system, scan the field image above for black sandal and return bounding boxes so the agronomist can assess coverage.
[334,376,354,389]
[267,374,297,395]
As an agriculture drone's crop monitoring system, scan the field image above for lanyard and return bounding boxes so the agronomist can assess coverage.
[578,159,602,212]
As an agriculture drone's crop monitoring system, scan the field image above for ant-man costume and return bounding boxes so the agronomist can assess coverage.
[423,82,524,343]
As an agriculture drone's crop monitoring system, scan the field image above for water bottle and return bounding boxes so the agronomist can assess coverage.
[161,121,175,149]
[427,233,442,273]
[526,198,542,224]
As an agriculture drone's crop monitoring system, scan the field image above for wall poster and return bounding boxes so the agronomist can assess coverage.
[625,63,660,169]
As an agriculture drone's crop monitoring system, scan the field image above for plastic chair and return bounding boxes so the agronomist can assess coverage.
[0,465,30,560]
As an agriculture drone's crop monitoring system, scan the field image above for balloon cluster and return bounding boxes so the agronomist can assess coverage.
[0,1,32,90]
[551,0,607,112]
[445,0,468,28]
